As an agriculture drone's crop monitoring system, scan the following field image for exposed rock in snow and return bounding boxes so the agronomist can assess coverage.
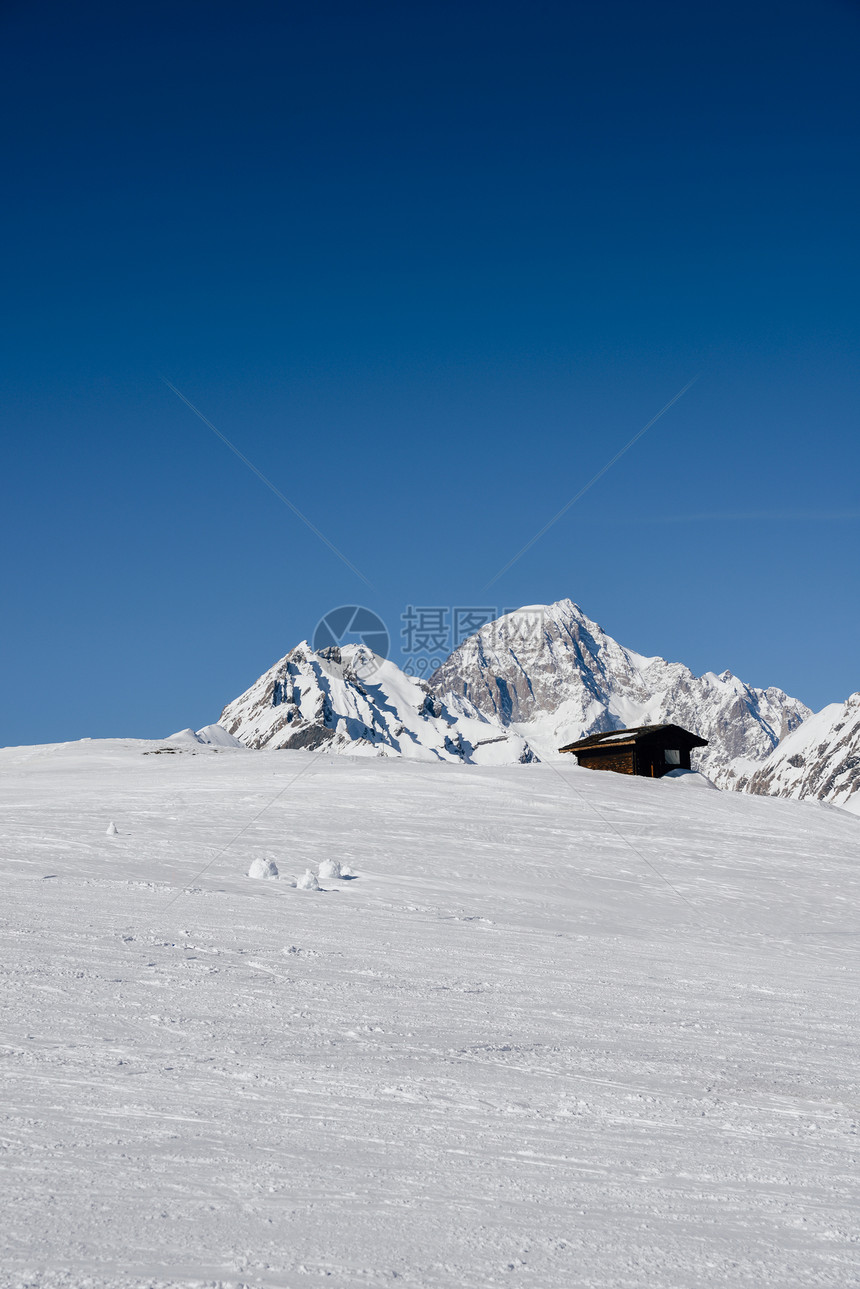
[248,856,279,880]
[429,599,810,788]
[219,642,537,765]
[741,692,860,814]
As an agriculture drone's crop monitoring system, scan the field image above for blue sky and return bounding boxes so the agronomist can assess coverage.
[1,0,858,745]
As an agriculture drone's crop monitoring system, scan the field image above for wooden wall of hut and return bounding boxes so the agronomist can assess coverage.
[577,749,636,775]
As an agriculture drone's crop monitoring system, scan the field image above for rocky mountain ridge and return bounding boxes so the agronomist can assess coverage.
[741,691,860,815]
[218,641,535,765]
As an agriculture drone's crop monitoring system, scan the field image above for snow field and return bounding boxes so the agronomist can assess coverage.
[1,737,859,1288]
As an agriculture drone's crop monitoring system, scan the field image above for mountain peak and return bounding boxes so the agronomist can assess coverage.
[429,600,811,783]
[219,639,536,764]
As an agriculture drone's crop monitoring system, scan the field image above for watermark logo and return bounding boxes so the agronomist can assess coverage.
[312,605,390,677]
[311,604,547,682]
[400,605,546,676]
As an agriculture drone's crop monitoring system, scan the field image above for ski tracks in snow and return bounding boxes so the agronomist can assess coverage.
[1,740,859,1287]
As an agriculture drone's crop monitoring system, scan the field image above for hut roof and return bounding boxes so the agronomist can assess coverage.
[558,723,709,755]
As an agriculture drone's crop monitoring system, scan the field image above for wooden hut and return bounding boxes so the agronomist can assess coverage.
[558,724,708,778]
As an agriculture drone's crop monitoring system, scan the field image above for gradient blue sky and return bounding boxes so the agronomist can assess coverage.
[2,0,858,745]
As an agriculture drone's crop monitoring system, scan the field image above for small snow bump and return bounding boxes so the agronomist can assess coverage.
[248,856,279,880]
[318,858,345,879]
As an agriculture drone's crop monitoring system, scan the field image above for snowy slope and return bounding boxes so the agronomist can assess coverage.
[1,738,859,1289]
[741,690,860,814]
[429,599,810,785]
[219,641,536,764]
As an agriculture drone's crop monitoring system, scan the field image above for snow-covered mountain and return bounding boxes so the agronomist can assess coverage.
[429,598,810,786]
[219,641,536,764]
[213,598,823,788]
[740,691,860,815]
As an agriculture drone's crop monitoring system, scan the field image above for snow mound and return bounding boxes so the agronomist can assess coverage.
[296,868,320,890]
[195,723,244,748]
[166,725,244,748]
[247,856,279,880]
[318,858,343,879]
[662,769,718,790]
[106,821,118,836]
